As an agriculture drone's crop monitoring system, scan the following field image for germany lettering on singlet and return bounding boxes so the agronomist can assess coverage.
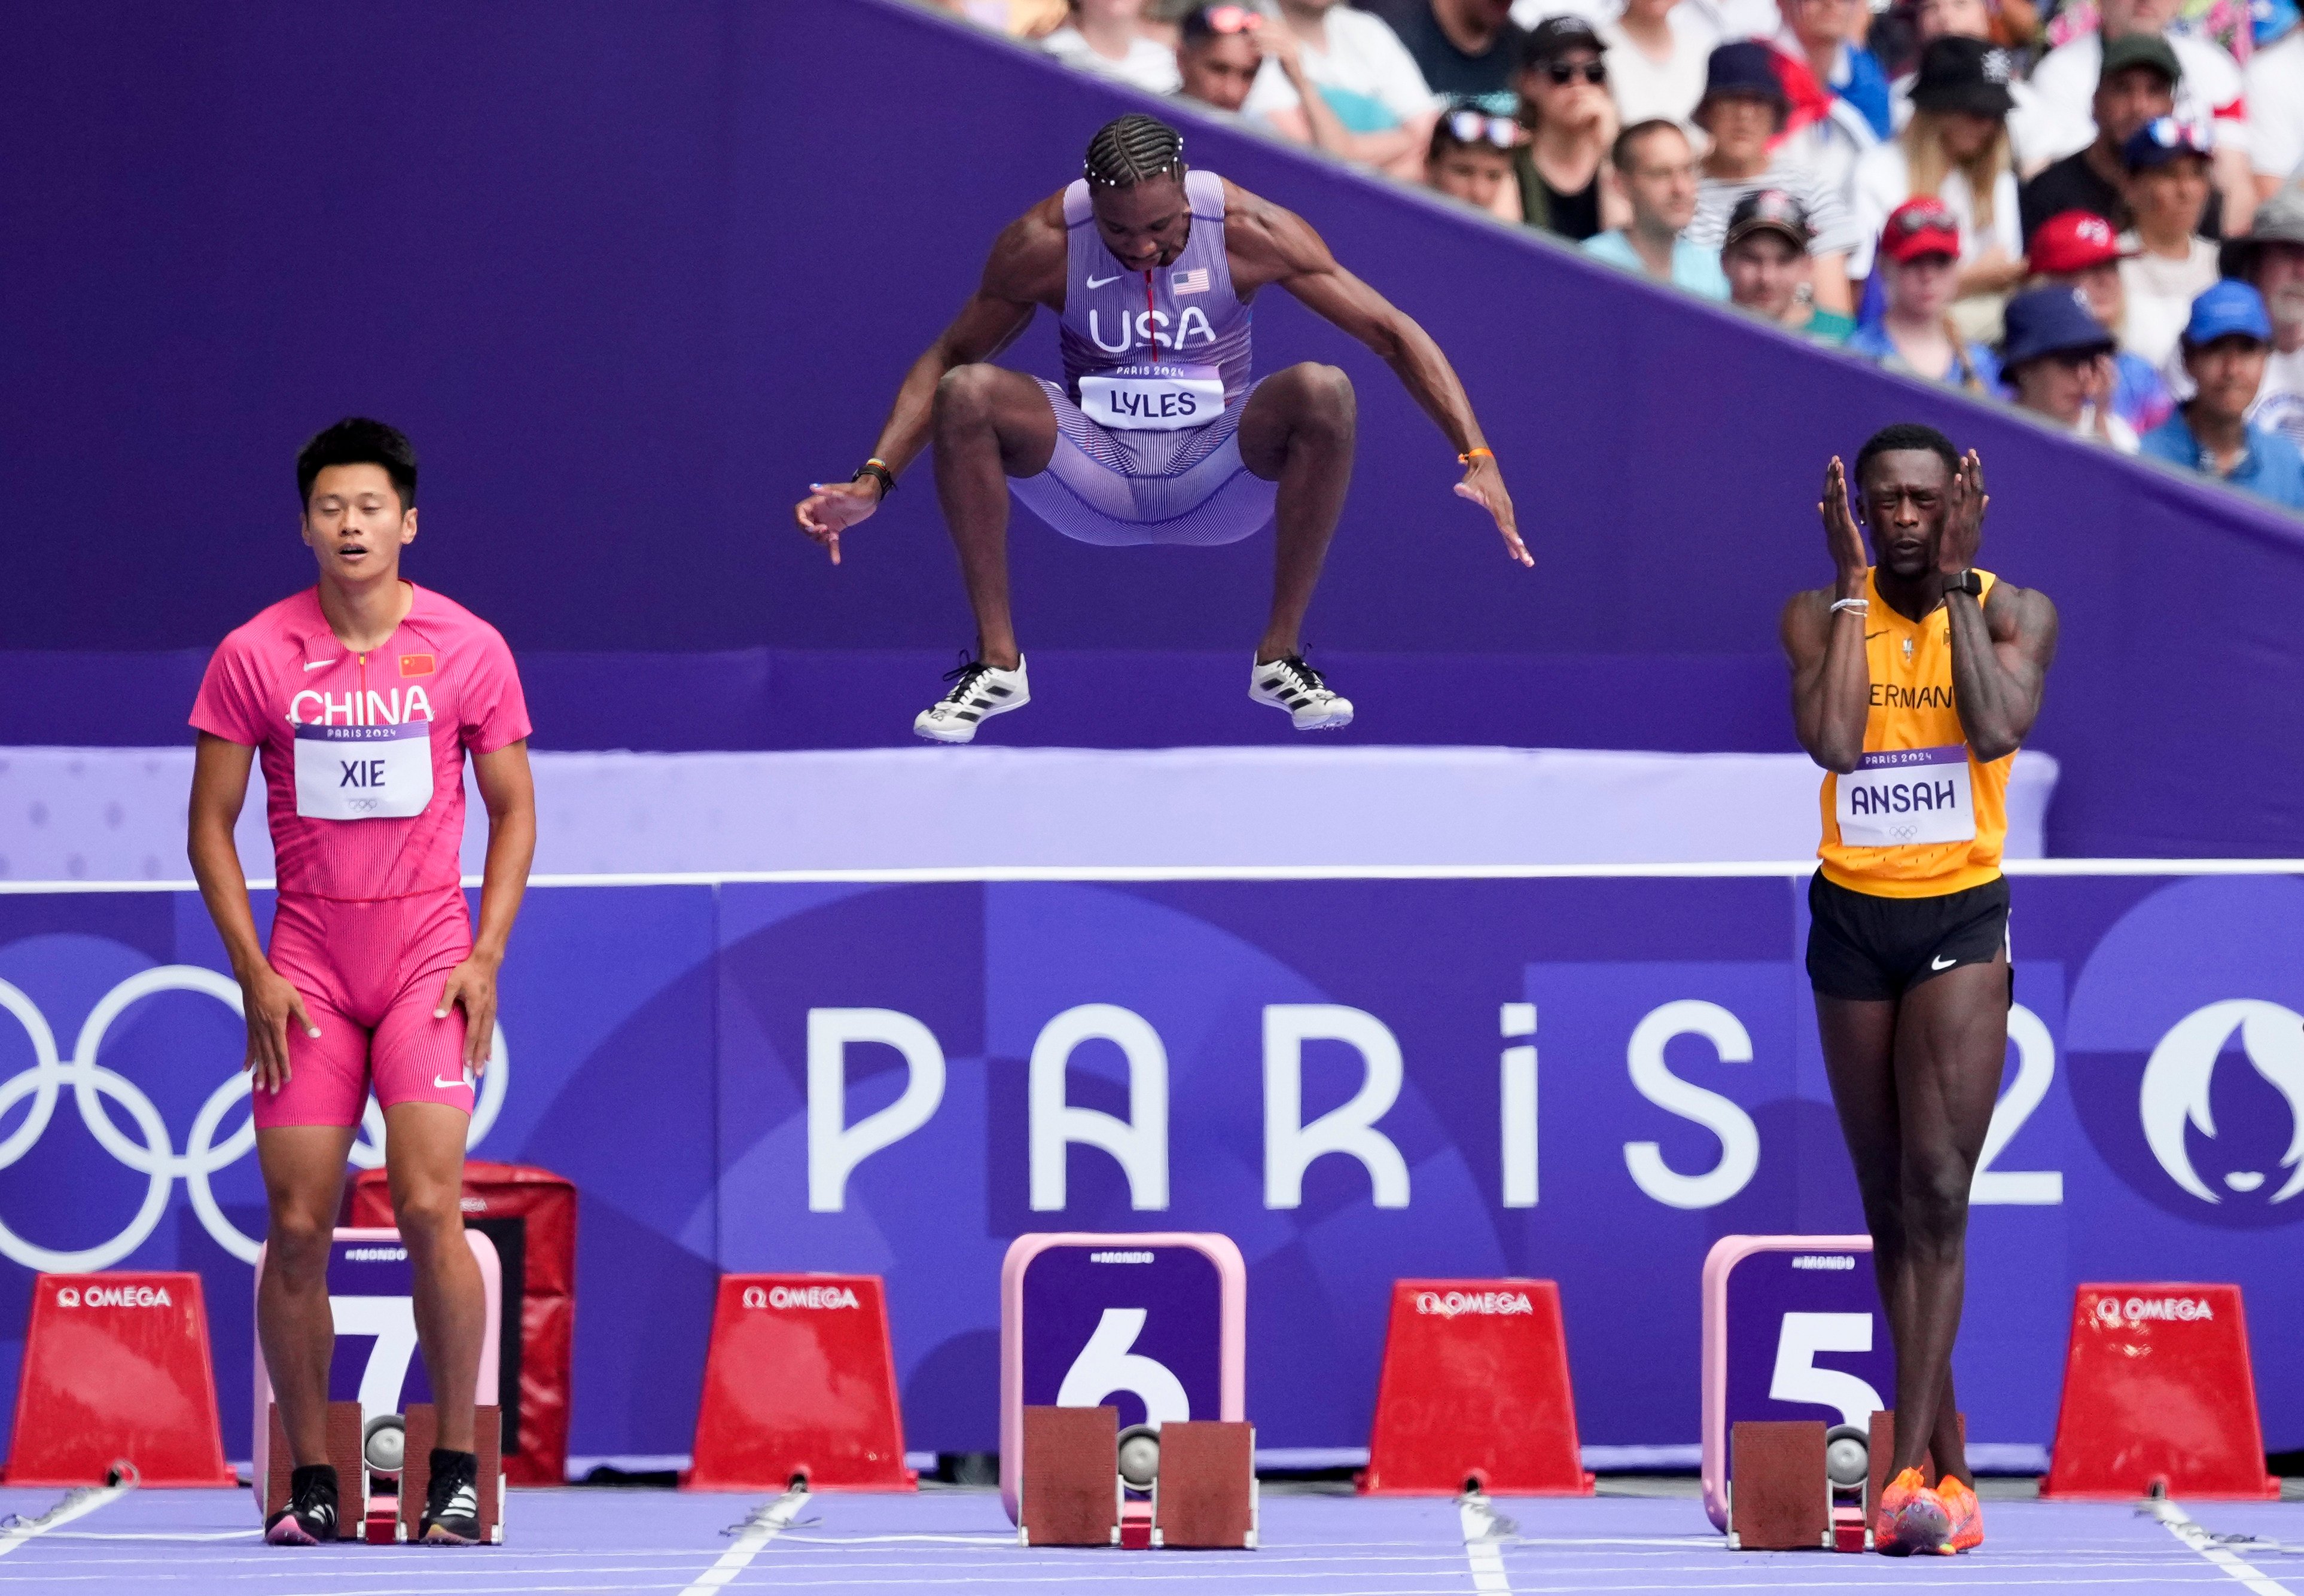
[1817,568,2010,898]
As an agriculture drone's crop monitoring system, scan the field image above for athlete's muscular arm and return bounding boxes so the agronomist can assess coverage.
[432,740,536,1074]
[1223,182,1531,566]
[188,732,318,1093]
[1782,456,1873,774]
[793,197,1063,563]
[1937,451,2058,762]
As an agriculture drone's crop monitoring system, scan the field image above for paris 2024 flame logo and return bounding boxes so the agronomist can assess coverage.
[2138,999,2304,1206]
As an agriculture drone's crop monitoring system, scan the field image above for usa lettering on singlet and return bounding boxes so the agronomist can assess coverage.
[1817,568,2010,898]
[1057,169,1255,434]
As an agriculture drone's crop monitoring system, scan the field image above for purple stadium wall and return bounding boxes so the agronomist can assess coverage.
[4,0,2302,857]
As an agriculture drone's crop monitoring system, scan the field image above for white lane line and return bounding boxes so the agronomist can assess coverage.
[2149,1499,2297,1595]
[0,1486,130,1557]
[679,1486,809,1595]
[1460,1495,1514,1593]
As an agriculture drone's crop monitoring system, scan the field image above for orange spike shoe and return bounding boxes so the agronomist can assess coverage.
[1939,1476,1984,1552]
[1874,1467,1953,1556]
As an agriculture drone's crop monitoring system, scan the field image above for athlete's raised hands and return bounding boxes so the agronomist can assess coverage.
[1818,456,1867,582]
[794,477,883,566]
[1938,448,1988,578]
[1455,451,1531,566]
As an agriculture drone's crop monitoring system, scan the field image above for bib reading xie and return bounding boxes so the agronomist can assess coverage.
[294,721,434,820]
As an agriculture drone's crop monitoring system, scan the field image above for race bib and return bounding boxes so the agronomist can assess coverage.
[1836,745,1974,848]
[1078,363,1226,431]
[294,721,434,820]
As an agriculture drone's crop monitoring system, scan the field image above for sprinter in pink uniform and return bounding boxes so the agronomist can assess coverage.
[187,419,537,1548]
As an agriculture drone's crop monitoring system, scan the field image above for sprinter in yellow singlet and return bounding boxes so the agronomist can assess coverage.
[1780,422,2058,1558]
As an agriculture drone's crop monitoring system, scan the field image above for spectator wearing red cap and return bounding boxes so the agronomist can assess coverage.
[1721,188,1860,343]
[2220,188,2304,450]
[1687,42,1860,313]
[1850,38,2025,337]
[2028,208,2175,432]
[1846,199,2003,389]
[2117,116,2221,367]
[2000,285,2140,450]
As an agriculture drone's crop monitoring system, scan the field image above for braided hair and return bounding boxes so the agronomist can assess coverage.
[1084,114,1185,190]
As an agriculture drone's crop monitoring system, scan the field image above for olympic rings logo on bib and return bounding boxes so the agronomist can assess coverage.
[0,965,507,1272]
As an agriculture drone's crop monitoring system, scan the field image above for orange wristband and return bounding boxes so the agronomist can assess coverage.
[1458,447,1495,465]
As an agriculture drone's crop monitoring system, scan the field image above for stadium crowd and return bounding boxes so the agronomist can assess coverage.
[928,0,2304,508]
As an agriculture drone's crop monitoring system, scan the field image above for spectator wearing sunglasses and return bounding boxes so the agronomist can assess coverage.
[1598,0,1714,133]
[1846,198,2003,390]
[2117,118,2220,370]
[1426,106,1522,210]
[1849,38,2025,341]
[1366,0,1530,102]
[1721,188,1860,343]
[1242,0,1441,180]
[2000,285,2140,450]
[1507,18,1628,241]
[1687,43,1860,313]
[1581,121,1730,298]
[1043,0,1185,93]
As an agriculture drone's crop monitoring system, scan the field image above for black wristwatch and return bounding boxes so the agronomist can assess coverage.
[1946,568,1983,597]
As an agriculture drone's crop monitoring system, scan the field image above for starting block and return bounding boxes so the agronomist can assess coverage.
[251,1228,505,1540]
[2041,1283,2278,1500]
[1700,1236,1888,1534]
[1727,1421,1830,1549]
[1000,1233,1249,1544]
[1361,1279,1591,1495]
[686,1273,913,1491]
[4,1271,236,1487]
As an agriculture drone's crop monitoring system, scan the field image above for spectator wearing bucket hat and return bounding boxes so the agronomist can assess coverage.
[2026,207,2175,431]
[2141,282,2304,508]
[2220,187,2304,448]
[1721,188,1860,343]
[2247,0,2304,202]
[1846,197,2004,389]
[1888,0,2062,174]
[2117,115,2221,367]
[2017,33,2204,243]
[2000,285,2140,450]
[1687,41,1859,312]
[1849,37,2026,324]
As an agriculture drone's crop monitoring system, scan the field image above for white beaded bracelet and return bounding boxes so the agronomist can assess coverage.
[1830,598,1869,615]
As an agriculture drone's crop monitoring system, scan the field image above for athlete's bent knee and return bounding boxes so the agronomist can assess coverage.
[932,364,1007,435]
[1294,363,1355,443]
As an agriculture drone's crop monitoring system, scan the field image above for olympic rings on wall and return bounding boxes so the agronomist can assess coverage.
[0,966,506,1272]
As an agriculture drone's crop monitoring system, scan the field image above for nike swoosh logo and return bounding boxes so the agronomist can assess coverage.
[304,659,337,671]
[433,1074,469,1090]
[1931,955,1958,971]
[1085,272,1122,289]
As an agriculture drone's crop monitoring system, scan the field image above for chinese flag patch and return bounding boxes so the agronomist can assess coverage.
[399,654,437,678]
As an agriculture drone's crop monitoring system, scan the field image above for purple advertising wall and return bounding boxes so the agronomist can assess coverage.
[2,868,2299,1467]
[4,1,2304,855]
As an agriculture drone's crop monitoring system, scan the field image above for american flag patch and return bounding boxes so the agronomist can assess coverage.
[1170,267,1210,295]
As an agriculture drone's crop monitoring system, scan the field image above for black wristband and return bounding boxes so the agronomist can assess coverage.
[853,459,896,498]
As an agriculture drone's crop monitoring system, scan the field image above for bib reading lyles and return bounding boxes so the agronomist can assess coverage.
[1077,362,1226,431]
[294,721,434,820]
[1834,744,1975,848]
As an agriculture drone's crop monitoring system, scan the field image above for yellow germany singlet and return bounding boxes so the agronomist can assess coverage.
[1817,567,2009,898]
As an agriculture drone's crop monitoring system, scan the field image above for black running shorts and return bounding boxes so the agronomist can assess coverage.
[1805,870,2011,1003]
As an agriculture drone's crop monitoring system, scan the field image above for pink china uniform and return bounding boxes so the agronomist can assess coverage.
[191,583,530,1128]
